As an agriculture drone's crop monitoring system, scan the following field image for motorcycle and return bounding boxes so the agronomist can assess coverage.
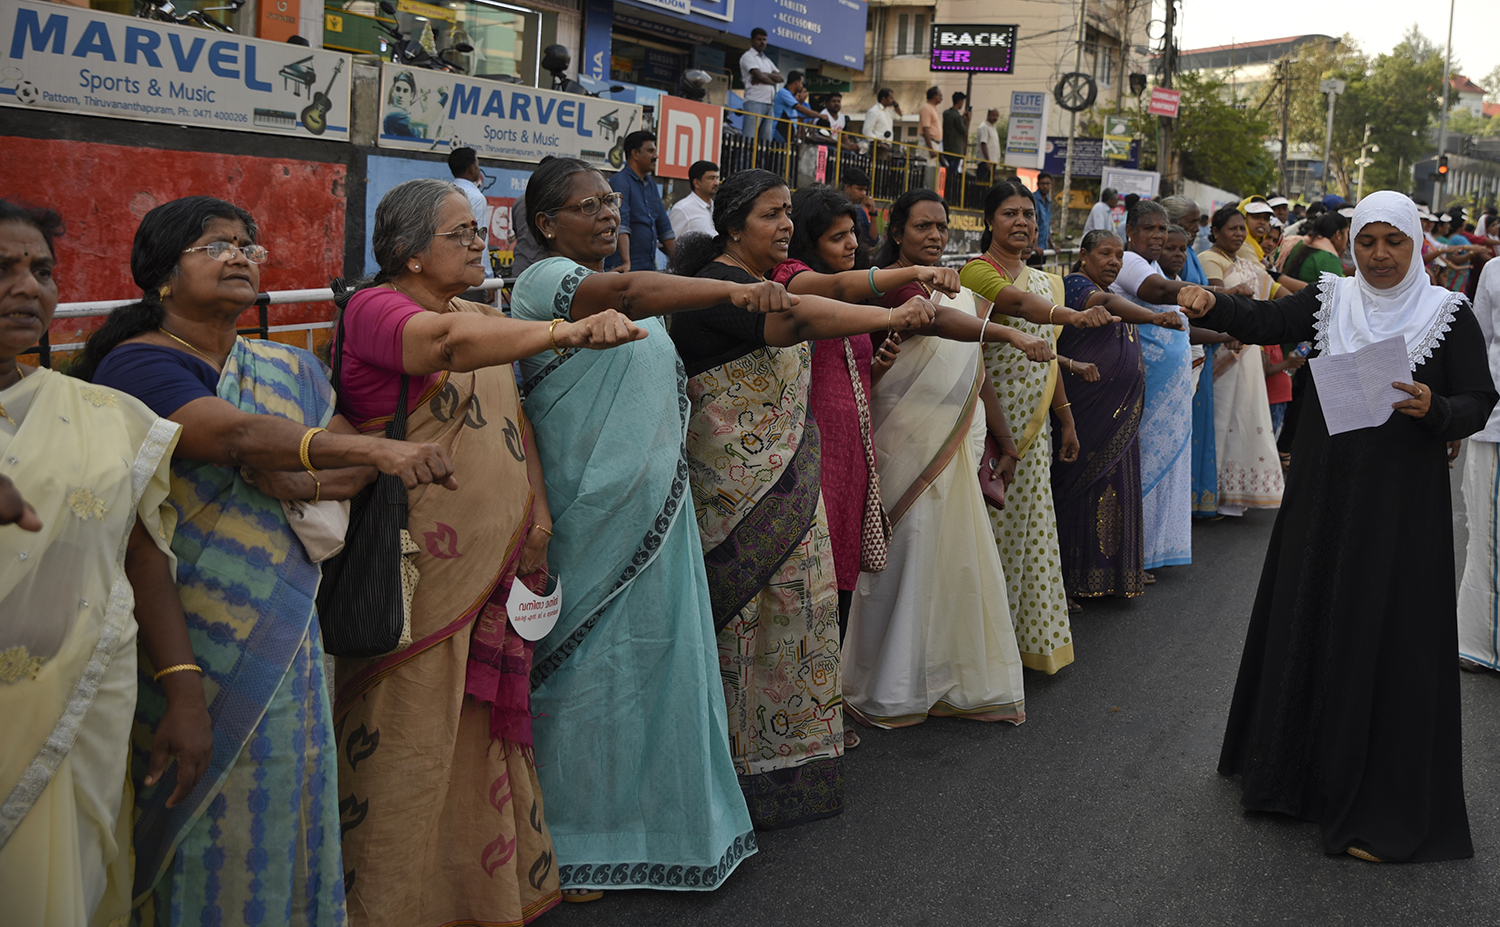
[376,0,471,74]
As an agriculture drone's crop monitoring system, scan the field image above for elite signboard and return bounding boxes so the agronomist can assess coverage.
[0,0,351,140]
[929,24,1017,74]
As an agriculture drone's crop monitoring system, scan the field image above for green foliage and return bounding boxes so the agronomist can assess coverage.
[1282,29,1447,196]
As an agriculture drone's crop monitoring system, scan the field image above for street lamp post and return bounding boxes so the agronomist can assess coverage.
[1319,78,1345,196]
[1355,124,1378,201]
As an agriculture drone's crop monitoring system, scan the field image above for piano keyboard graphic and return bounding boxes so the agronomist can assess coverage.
[254,109,297,130]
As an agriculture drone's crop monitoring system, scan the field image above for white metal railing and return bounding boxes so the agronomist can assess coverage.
[38,279,511,356]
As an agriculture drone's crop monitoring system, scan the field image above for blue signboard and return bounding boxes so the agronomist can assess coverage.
[1042,136,1141,178]
[615,0,867,70]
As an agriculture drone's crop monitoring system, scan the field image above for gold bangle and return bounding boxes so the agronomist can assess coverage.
[310,473,322,505]
[299,426,325,472]
[1053,401,1072,411]
[886,307,894,331]
[532,523,553,536]
[549,318,566,355]
[153,663,203,682]
[1048,305,1056,324]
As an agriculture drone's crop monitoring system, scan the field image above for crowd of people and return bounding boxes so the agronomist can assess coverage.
[3,162,1499,926]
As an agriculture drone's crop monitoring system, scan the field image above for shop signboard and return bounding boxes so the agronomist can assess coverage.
[1102,114,1131,160]
[1147,87,1181,118]
[1101,166,1159,199]
[656,95,721,179]
[377,64,643,170]
[0,0,351,140]
[929,24,1017,74]
[1005,90,1048,170]
[615,0,868,71]
[1042,136,1140,178]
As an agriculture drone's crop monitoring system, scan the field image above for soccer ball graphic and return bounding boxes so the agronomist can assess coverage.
[14,81,38,105]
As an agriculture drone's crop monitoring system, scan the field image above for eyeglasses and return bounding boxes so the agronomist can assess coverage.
[550,192,624,218]
[181,242,270,264]
[435,226,488,247]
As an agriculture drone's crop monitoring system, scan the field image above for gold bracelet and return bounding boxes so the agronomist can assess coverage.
[532,523,553,536]
[310,473,322,505]
[886,307,894,331]
[153,663,203,682]
[1048,305,1056,324]
[1066,358,1074,373]
[1053,401,1072,411]
[549,318,566,355]
[299,427,325,472]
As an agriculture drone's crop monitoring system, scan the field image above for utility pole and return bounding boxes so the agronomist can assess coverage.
[1058,0,1088,243]
[1279,57,1291,194]
[1435,0,1455,210]
[1319,79,1345,197]
[1114,0,1128,110]
[1158,0,1176,194]
[1355,124,1377,201]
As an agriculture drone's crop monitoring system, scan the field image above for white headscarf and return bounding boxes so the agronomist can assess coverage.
[1313,190,1466,371]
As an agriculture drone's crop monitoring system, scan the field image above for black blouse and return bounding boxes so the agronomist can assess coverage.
[669,262,769,377]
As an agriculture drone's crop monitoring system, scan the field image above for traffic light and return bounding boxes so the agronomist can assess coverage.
[1437,155,1450,183]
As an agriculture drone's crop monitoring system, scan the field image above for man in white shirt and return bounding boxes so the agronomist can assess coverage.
[862,87,897,158]
[1082,187,1119,236]
[819,92,848,148]
[668,160,718,240]
[739,28,781,144]
[447,146,494,301]
[976,108,1001,183]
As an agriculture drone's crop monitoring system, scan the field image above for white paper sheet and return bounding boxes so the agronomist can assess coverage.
[1310,335,1412,435]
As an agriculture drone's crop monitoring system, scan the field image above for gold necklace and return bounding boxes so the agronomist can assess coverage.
[720,250,764,279]
[985,247,1023,280]
[0,362,23,426]
[159,327,225,370]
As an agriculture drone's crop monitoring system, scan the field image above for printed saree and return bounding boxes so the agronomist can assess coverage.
[334,299,558,926]
[685,337,844,830]
[123,339,346,927]
[512,257,755,892]
[1057,274,1146,598]
[0,369,177,927]
[843,288,1027,726]
[960,258,1075,673]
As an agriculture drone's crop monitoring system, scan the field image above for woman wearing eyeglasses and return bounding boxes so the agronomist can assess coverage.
[75,196,468,924]
[326,178,646,926]
[511,158,796,900]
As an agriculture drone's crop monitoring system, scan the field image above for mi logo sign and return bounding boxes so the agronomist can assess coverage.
[658,96,723,180]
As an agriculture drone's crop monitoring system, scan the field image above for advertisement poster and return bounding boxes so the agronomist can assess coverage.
[1043,136,1140,178]
[615,0,868,70]
[1102,166,1160,199]
[0,0,351,140]
[1005,90,1048,170]
[1103,115,1132,160]
[364,154,535,274]
[656,95,721,179]
[378,64,643,169]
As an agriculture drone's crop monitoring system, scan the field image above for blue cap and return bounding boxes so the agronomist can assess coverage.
[1321,194,1347,210]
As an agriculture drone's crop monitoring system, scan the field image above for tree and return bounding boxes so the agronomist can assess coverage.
[1398,24,1443,65]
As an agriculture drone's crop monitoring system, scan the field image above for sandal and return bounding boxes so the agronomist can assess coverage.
[1346,847,1384,863]
[1143,571,1157,585]
[562,889,604,903]
[844,728,861,749]
[1066,596,1083,613]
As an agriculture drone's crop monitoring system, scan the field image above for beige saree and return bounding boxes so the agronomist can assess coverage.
[0,368,178,927]
[334,299,558,926]
[844,288,1027,727]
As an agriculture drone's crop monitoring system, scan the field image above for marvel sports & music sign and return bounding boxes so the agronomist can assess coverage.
[929,24,1017,74]
[0,0,351,140]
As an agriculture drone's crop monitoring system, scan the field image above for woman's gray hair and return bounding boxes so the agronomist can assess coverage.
[1125,198,1168,230]
[1167,224,1191,240]
[1078,229,1122,254]
[1158,195,1199,226]
[372,178,463,283]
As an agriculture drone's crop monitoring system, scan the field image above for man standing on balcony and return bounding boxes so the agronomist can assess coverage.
[863,88,898,158]
[773,71,824,143]
[941,91,968,201]
[976,108,1001,183]
[740,29,782,143]
[919,87,943,162]
[820,92,848,148]
[669,160,719,240]
[605,131,676,272]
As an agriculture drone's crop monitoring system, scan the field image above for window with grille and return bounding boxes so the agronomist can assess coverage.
[895,12,928,57]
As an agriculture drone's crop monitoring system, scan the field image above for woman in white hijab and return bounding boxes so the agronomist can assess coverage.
[1177,190,1497,863]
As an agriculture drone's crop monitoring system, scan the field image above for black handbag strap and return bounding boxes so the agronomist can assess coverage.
[331,278,412,441]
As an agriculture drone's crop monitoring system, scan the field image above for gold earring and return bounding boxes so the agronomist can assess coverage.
[159,284,171,298]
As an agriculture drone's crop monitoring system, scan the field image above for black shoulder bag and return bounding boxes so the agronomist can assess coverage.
[316,281,418,657]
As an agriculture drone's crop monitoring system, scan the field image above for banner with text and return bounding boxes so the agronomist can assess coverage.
[1043,136,1140,178]
[377,64,642,169]
[0,0,351,140]
[1005,90,1049,170]
[656,95,721,179]
[616,0,868,70]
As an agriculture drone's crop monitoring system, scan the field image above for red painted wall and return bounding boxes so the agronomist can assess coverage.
[0,137,347,353]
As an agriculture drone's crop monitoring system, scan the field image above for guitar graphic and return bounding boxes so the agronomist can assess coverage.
[607,113,637,169]
[301,59,344,136]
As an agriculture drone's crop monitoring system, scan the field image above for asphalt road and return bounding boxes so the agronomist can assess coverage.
[550,452,1500,927]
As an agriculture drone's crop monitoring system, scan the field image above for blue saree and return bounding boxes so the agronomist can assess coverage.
[512,257,755,892]
[1180,250,1220,518]
[112,339,346,925]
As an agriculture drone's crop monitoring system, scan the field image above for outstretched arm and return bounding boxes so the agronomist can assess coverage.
[571,271,797,321]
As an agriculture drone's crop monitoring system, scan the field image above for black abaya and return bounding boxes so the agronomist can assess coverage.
[1198,282,1497,862]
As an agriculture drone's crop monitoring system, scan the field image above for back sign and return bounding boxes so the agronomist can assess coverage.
[657,95,722,180]
[1147,87,1181,118]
